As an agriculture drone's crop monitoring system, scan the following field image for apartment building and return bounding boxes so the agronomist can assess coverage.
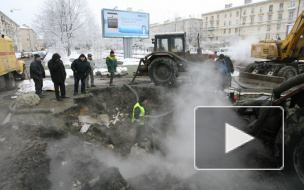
[201,0,301,50]
[0,11,22,52]
[19,24,38,52]
[149,18,203,50]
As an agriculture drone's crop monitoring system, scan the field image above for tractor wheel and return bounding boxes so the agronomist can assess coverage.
[148,57,178,85]
[276,107,304,188]
[6,73,16,90]
[277,66,297,80]
[244,63,258,73]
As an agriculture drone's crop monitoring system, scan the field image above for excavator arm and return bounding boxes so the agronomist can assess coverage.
[280,12,304,61]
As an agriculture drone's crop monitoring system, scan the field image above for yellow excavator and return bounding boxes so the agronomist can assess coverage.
[235,12,304,89]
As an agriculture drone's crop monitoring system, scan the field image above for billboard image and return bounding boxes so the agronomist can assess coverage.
[102,9,149,38]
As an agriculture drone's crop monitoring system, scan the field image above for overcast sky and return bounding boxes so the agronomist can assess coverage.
[1,0,264,28]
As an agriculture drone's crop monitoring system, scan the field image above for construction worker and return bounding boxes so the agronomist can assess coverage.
[214,54,234,89]
[106,50,117,86]
[87,54,96,88]
[30,54,45,98]
[132,96,148,148]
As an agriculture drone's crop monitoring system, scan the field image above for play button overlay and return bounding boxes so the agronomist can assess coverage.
[194,106,284,170]
[225,123,254,154]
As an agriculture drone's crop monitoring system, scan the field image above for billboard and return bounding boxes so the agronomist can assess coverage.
[102,9,149,38]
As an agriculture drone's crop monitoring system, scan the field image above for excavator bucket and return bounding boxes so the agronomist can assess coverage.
[233,72,285,89]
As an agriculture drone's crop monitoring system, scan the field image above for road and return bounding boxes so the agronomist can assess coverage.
[0,58,32,124]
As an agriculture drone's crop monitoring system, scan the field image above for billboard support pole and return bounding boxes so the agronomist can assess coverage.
[123,38,132,58]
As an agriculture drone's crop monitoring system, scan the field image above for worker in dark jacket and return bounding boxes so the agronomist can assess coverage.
[214,54,234,89]
[71,54,91,95]
[48,53,69,101]
[106,50,117,86]
[30,54,45,98]
[132,96,148,148]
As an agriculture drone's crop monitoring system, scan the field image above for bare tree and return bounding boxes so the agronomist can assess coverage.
[34,0,89,56]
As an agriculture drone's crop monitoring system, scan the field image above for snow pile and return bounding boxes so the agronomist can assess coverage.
[45,69,74,78]
[16,80,55,95]
[95,67,128,75]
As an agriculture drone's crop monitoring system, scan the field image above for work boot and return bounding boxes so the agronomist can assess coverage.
[82,91,86,94]
[37,94,43,98]
[87,86,90,88]
[57,97,63,101]
[62,96,69,98]
[91,85,96,87]
[74,92,78,95]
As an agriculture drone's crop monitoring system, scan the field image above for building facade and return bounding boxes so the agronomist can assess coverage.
[201,0,301,50]
[149,18,203,51]
[0,11,22,52]
[19,24,38,52]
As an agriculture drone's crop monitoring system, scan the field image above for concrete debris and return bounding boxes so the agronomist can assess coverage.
[72,122,79,127]
[110,111,120,125]
[0,137,5,142]
[80,123,91,133]
[130,141,151,159]
[78,115,101,125]
[108,144,114,149]
[61,161,68,166]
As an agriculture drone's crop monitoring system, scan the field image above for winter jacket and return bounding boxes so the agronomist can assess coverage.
[88,58,95,70]
[30,59,45,80]
[106,55,117,73]
[71,55,91,79]
[214,56,234,75]
[48,54,67,83]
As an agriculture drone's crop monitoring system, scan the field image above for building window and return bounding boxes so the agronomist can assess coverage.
[216,22,219,27]
[206,17,208,22]
[235,28,238,33]
[216,37,218,41]
[224,29,226,34]
[243,10,247,15]
[303,0,304,6]
[229,20,232,25]
[250,27,253,32]
[225,13,227,18]
[236,19,239,24]
[259,16,263,22]
[266,33,270,39]
[250,17,254,23]
[243,18,246,24]
[278,13,282,20]
[242,28,245,32]
[268,14,272,21]
[229,29,231,33]
[258,26,262,31]
[230,12,232,17]
[236,11,239,17]
[251,8,255,14]
[269,5,273,12]
[224,21,227,26]
[277,23,281,30]
[291,0,295,8]
[276,34,280,39]
[279,3,284,10]
[267,25,271,31]
[260,7,263,13]
[211,16,214,21]
[217,15,220,20]
[289,12,294,18]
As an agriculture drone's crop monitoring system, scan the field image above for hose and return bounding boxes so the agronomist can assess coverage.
[123,84,139,102]
[130,58,144,84]
[273,73,304,99]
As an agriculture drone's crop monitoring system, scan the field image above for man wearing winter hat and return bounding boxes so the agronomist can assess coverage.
[132,95,148,148]
[86,54,96,88]
[71,54,91,95]
[48,53,69,101]
[106,50,117,86]
[30,54,45,98]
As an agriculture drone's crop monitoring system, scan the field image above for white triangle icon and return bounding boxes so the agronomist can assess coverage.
[225,123,254,154]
